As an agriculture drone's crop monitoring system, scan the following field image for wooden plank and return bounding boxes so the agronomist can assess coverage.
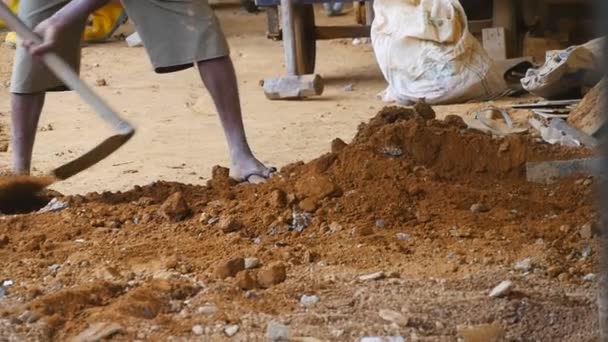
[482,27,507,60]
[314,25,371,40]
[568,78,606,137]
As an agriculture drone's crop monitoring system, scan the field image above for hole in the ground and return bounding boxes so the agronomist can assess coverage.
[0,176,56,215]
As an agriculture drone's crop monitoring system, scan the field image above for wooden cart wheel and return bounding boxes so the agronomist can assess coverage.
[292,3,316,75]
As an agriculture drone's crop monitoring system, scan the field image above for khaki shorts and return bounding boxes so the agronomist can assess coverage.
[10,0,230,94]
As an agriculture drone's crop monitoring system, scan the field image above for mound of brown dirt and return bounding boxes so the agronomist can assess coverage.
[0,107,597,340]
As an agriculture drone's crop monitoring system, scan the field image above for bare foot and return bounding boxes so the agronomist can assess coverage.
[229,156,275,184]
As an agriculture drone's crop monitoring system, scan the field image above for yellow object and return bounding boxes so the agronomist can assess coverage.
[0,0,19,28]
[83,2,128,43]
[3,30,16,47]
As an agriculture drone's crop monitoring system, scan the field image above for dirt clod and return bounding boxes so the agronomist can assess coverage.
[158,192,191,222]
[235,270,258,290]
[215,258,245,279]
[331,138,347,154]
[257,262,287,288]
[218,216,242,233]
[413,99,436,121]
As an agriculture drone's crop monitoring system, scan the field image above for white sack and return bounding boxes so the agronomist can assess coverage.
[371,0,508,105]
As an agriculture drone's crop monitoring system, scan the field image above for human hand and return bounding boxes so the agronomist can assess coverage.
[22,17,65,56]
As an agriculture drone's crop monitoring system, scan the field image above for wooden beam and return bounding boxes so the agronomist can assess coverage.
[314,25,371,40]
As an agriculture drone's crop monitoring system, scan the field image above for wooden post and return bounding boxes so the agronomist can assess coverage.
[280,0,297,76]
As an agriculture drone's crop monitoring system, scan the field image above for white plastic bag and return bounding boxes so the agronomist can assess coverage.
[371,0,508,105]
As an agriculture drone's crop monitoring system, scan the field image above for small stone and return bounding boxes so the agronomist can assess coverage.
[343,84,354,92]
[290,211,312,233]
[331,329,345,337]
[378,309,409,326]
[197,305,218,315]
[584,178,593,186]
[218,216,242,233]
[352,226,374,237]
[235,270,258,290]
[498,141,510,153]
[257,262,287,288]
[96,78,107,86]
[0,287,5,298]
[559,224,572,233]
[192,325,204,336]
[199,212,210,224]
[458,323,505,342]
[579,223,594,239]
[300,294,320,307]
[224,324,239,337]
[71,322,123,342]
[331,138,347,154]
[381,146,403,157]
[547,266,562,278]
[18,310,39,323]
[38,198,69,213]
[329,222,343,232]
[0,234,9,248]
[358,271,385,281]
[489,280,512,298]
[158,192,191,222]
[48,264,62,273]
[396,233,411,241]
[375,219,385,228]
[244,257,261,269]
[582,245,593,258]
[470,203,489,213]
[583,273,597,282]
[514,258,533,272]
[214,258,245,279]
[360,337,405,342]
[266,321,290,341]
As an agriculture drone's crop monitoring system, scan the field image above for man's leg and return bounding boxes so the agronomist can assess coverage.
[197,56,271,182]
[10,92,45,174]
[8,0,87,174]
